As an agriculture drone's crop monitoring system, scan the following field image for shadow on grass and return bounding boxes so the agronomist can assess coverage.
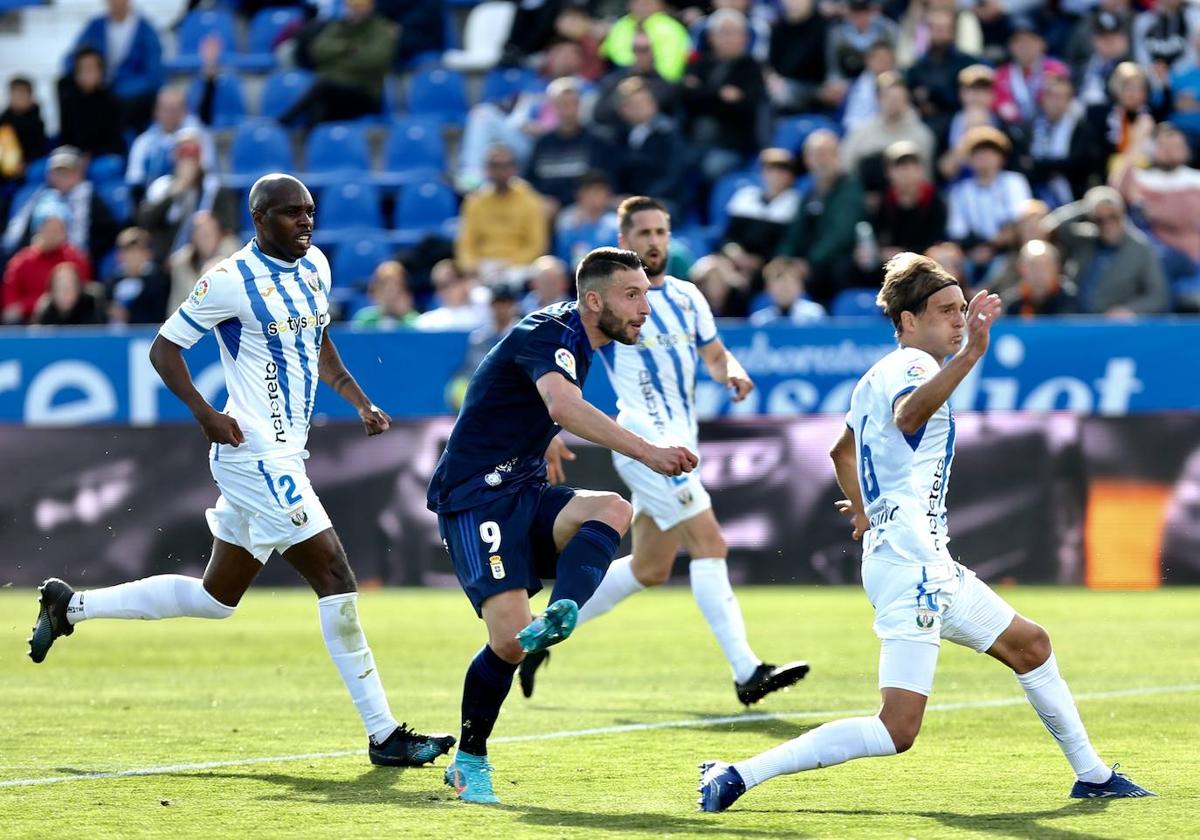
[506,803,805,837]
[783,801,1117,840]
[689,719,819,742]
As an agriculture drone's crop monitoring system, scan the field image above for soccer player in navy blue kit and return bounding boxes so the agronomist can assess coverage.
[429,247,698,803]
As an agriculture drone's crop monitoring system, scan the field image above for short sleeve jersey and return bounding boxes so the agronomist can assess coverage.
[846,346,957,565]
[427,301,594,513]
[158,239,332,462]
[597,275,717,445]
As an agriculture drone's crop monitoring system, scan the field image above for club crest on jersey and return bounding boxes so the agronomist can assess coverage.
[301,269,322,294]
[915,607,938,630]
[555,348,577,380]
[489,554,506,580]
[484,471,502,487]
[188,278,210,306]
[290,508,308,527]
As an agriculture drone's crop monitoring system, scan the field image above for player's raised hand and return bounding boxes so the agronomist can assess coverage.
[197,408,244,446]
[643,444,699,477]
[963,289,1003,358]
[359,404,391,436]
[835,499,869,541]
[545,436,576,485]
[728,374,754,402]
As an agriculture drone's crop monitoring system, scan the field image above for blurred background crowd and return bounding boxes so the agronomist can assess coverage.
[2,0,1199,336]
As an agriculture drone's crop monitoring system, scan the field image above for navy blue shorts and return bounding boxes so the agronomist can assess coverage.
[438,483,576,616]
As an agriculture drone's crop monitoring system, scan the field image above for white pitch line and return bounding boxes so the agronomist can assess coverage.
[2,682,1195,789]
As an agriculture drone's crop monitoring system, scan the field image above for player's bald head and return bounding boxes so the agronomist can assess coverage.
[249,173,310,215]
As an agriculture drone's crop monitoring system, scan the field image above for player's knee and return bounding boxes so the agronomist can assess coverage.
[593,493,633,535]
[490,637,525,665]
[310,556,358,598]
[1021,623,1053,670]
[882,718,921,754]
[635,559,673,587]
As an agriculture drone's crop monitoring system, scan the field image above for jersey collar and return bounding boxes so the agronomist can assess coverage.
[251,239,303,271]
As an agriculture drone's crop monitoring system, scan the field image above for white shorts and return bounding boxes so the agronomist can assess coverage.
[863,557,1016,696]
[207,453,332,563]
[613,451,711,531]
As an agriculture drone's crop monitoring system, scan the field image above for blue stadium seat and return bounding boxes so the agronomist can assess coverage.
[227,121,294,187]
[480,66,542,104]
[381,117,445,182]
[97,181,132,223]
[393,180,457,233]
[331,235,392,288]
[320,182,383,231]
[187,74,246,129]
[708,171,760,230]
[406,67,468,127]
[305,122,371,181]
[237,7,305,72]
[259,70,314,121]
[830,288,883,318]
[770,114,841,154]
[168,9,240,73]
[87,154,125,184]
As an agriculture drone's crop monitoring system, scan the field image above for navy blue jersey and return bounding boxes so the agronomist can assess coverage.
[427,301,594,513]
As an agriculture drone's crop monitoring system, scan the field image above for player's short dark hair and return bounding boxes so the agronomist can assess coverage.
[876,252,960,335]
[576,247,644,298]
[617,195,670,234]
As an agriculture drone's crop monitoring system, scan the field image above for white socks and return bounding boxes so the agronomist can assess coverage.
[577,555,644,625]
[689,558,761,684]
[735,716,897,789]
[1017,653,1110,784]
[68,575,235,623]
[317,592,398,744]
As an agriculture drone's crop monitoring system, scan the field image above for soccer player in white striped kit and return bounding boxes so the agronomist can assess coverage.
[521,196,808,704]
[27,174,454,768]
[698,252,1152,811]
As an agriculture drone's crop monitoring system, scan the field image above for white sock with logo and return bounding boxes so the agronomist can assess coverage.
[577,555,644,625]
[734,716,897,789]
[689,558,760,683]
[317,592,398,743]
[1016,653,1110,784]
[69,575,236,623]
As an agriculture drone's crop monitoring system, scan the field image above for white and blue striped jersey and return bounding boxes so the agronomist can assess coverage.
[847,346,956,566]
[159,239,332,463]
[597,275,718,446]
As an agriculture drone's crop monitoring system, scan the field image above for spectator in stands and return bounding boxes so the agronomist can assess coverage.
[777,129,866,306]
[126,87,216,201]
[352,260,418,329]
[1114,122,1200,265]
[749,256,828,326]
[1002,239,1079,317]
[1168,29,1200,138]
[3,145,119,260]
[1018,74,1104,207]
[873,140,947,261]
[946,126,1033,270]
[995,18,1070,126]
[107,226,169,324]
[896,0,982,68]
[594,29,680,127]
[1132,0,1200,78]
[612,78,688,216]
[842,72,937,194]
[522,255,572,315]
[166,209,237,312]
[136,129,238,264]
[905,6,979,136]
[554,170,620,267]
[456,144,548,276]
[525,77,611,214]
[1076,11,1133,112]
[689,253,750,318]
[1042,186,1169,315]
[1,198,92,324]
[377,0,445,69]
[721,148,799,268]
[416,259,490,331]
[937,64,1002,180]
[1067,1,1135,70]
[680,8,767,180]
[0,76,48,181]
[841,39,896,133]
[279,0,397,126]
[1102,62,1161,159]
[600,0,692,83]
[924,240,970,288]
[34,262,107,326]
[57,47,125,160]
[689,0,771,63]
[448,284,521,410]
[824,0,899,110]
[69,0,163,132]
[766,0,829,115]
[980,198,1052,297]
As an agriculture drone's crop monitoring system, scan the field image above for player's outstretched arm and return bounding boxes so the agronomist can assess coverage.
[829,425,868,540]
[700,338,754,402]
[149,334,244,446]
[535,372,697,477]
[318,334,390,436]
[894,290,1002,436]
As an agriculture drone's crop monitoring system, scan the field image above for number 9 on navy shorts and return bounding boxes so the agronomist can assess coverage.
[437,483,576,616]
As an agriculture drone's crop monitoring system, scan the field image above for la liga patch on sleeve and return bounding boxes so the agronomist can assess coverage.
[555,347,577,380]
[905,363,928,381]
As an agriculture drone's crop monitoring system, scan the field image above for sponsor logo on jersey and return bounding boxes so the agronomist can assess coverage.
[260,286,275,297]
[915,607,937,630]
[188,278,210,306]
[290,508,308,527]
[264,361,287,443]
[489,554,506,580]
[555,347,577,380]
[267,311,330,337]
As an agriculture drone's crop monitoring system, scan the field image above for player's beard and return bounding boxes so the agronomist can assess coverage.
[598,304,639,345]
[640,250,667,279]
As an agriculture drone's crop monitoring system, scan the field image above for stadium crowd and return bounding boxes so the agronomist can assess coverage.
[2,0,1200,330]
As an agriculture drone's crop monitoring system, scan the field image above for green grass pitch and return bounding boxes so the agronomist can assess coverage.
[2,586,1197,839]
